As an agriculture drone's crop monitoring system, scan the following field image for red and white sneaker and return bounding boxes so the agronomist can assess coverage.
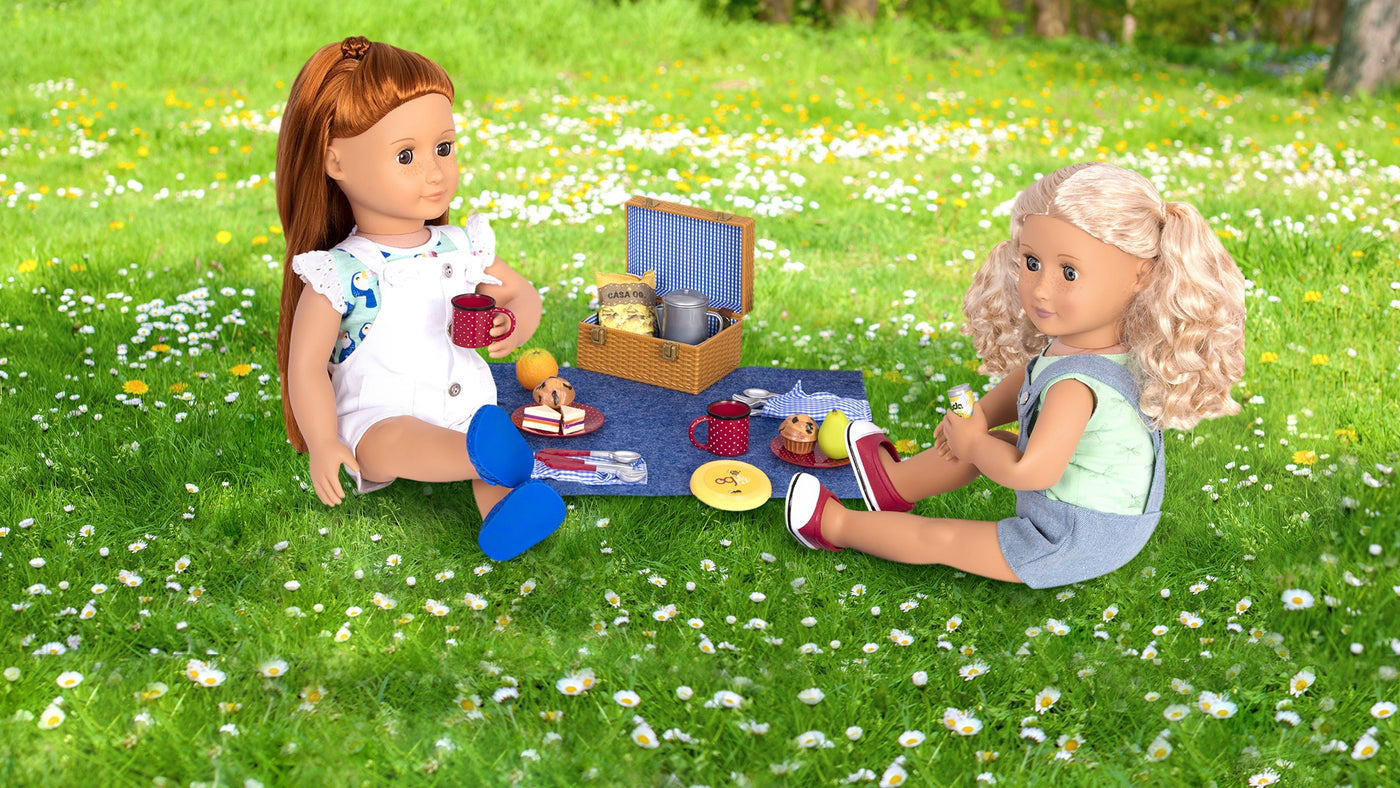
[785,473,841,552]
[845,421,914,513]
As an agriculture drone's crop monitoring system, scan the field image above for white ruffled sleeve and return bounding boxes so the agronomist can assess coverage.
[459,215,504,288]
[291,250,345,314]
[465,214,496,258]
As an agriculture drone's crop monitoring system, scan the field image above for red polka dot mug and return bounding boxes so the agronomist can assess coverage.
[689,400,751,457]
[451,293,516,349]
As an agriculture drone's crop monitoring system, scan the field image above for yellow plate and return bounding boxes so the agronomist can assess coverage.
[689,460,773,511]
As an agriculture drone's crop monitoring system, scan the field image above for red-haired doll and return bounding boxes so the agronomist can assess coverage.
[274,37,561,560]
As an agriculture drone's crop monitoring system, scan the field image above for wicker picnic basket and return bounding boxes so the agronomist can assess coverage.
[577,197,755,394]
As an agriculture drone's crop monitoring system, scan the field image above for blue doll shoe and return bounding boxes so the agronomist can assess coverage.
[466,404,533,488]
[478,480,566,561]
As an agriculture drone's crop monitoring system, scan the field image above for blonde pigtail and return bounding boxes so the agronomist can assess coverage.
[1127,201,1246,430]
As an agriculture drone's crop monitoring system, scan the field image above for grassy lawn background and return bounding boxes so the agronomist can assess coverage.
[2,0,1398,785]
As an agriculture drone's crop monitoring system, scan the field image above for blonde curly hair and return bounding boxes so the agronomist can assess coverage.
[962,162,1245,431]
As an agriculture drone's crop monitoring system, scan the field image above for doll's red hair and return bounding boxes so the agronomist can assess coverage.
[274,37,455,452]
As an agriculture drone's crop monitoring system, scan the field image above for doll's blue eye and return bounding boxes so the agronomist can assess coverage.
[1062,266,1078,281]
[396,149,413,165]
[1025,256,1041,272]
[436,142,453,157]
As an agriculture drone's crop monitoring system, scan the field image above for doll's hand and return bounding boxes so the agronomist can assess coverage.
[307,439,360,506]
[933,419,959,462]
[939,404,987,461]
[486,313,517,359]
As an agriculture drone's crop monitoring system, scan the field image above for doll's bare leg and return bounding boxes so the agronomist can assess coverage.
[883,430,1019,501]
[355,416,478,483]
[822,499,1022,583]
[357,415,563,561]
[355,422,509,513]
[471,479,510,518]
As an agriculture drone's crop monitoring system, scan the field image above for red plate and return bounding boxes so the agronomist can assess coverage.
[512,403,605,437]
[769,434,849,468]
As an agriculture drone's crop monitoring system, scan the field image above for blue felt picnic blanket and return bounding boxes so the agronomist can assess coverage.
[490,364,867,499]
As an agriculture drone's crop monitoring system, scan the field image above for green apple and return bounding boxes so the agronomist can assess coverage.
[817,409,850,459]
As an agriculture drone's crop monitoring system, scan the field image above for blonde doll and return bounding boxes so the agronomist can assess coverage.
[785,162,1246,588]
[274,36,563,560]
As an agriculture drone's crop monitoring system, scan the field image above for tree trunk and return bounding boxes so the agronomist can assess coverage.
[1035,0,1070,38]
[760,0,793,24]
[1309,0,1345,46]
[1325,0,1400,95]
[823,0,878,22]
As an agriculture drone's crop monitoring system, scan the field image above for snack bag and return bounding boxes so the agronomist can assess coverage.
[597,270,657,336]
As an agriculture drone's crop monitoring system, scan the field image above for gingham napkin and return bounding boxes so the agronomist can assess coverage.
[530,459,649,486]
[759,380,873,422]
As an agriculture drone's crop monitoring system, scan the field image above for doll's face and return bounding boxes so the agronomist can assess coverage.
[325,93,459,239]
[1016,214,1150,350]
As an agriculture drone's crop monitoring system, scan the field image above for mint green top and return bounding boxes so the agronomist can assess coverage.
[1030,353,1154,516]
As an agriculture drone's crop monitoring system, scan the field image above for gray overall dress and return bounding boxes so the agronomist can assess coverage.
[996,354,1165,589]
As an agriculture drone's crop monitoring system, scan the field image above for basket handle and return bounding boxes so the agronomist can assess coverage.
[661,342,680,362]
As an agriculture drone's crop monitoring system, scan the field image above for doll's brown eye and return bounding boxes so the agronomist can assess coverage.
[1062,266,1078,282]
[396,149,413,165]
[435,142,453,157]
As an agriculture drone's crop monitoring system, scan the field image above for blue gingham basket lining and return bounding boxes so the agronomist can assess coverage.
[627,204,745,315]
[530,459,648,486]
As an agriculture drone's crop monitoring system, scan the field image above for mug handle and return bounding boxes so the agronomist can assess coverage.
[689,416,709,451]
[491,307,517,342]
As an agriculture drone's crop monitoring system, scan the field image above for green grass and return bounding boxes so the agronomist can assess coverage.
[2,0,1399,785]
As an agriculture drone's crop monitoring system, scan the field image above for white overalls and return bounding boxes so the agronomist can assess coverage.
[293,219,502,493]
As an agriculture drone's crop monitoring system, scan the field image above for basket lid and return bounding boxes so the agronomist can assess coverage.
[625,197,754,316]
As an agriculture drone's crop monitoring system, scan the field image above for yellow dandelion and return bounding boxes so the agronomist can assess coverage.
[1292,450,1317,465]
[229,363,252,377]
[151,343,171,353]
[109,220,124,230]
[1258,351,1279,363]
[18,259,38,273]
[894,438,919,455]
[1311,354,1329,366]
[1334,428,1357,442]
[1303,290,1322,302]
[215,230,232,244]
[252,235,268,245]
[168,382,188,394]
[123,380,149,396]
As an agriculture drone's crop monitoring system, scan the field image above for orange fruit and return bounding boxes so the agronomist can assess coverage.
[515,348,559,390]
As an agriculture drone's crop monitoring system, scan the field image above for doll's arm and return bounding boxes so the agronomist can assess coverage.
[475,256,542,358]
[287,289,361,505]
[974,367,1023,429]
[944,377,1093,491]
